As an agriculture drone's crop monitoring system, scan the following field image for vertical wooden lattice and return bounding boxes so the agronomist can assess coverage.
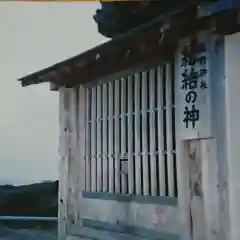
[84,64,177,197]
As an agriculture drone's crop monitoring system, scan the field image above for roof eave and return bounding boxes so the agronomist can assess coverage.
[18,8,240,88]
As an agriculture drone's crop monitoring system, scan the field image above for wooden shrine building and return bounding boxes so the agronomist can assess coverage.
[18,1,240,239]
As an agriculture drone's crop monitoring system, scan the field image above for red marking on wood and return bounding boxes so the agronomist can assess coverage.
[152,213,167,225]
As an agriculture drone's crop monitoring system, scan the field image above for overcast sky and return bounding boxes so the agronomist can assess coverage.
[0,3,106,185]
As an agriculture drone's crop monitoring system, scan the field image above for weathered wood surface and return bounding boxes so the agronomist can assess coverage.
[187,140,205,240]
[58,31,238,240]
[174,31,230,240]
[149,68,157,196]
[127,75,134,194]
[58,88,70,240]
[141,71,150,196]
[58,87,85,240]
[225,32,240,240]
[78,85,88,226]
[108,82,114,193]
[156,66,166,197]
[134,72,142,195]
[59,64,180,240]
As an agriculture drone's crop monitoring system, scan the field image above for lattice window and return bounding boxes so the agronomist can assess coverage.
[84,64,177,197]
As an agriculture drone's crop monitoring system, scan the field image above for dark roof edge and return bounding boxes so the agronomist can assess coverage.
[18,1,205,87]
[18,3,240,87]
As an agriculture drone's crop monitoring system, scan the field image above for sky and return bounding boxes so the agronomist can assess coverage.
[0,2,106,185]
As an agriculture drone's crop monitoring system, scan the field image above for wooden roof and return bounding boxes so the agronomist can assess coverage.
[18,4,239,88]
[94,1,198,38]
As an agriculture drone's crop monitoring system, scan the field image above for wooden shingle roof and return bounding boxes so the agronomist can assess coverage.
[18,1,239,88]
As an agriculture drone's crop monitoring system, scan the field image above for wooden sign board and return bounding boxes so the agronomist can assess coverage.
[175,31,213,140]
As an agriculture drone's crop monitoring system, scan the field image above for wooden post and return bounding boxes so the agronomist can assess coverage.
[175,31,229,240]
[225,32,240,240]
[58,86,85,240]
[58,88,71,240]
[77,85,87,227]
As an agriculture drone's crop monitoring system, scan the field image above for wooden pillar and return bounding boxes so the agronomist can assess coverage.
[225,32,240,240]
[175,31,230,240]
[58,87,84,240]
[58,87,71,240]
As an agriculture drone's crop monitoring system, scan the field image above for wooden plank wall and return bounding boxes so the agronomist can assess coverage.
[174,31,229,240]
[58,88,70,240]
[58,87,85,240]
[59,63,178,239]
[83,65,177,197]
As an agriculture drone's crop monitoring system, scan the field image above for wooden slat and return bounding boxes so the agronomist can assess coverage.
[166,63,175,197]
[82,63,176,199]
[141,71,150,195]
[108,82,114,193]
[85,89,91,191]
[120,78,127,194]
[78,86,87,223]
[156,66,166,196]
[96,86,102,192]
[102,84,108,192]
[149,68,157,196]
[91,87,97,192]
[134,72,142,195]
[127,76,134,194]
[114,80,120,193]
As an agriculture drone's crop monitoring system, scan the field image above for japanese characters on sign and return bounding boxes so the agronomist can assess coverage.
[180,39,208,130]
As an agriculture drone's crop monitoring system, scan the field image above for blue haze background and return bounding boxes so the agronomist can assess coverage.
[0,3,106,185]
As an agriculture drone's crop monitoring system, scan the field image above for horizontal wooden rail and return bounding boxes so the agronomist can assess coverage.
[0,216,57,221]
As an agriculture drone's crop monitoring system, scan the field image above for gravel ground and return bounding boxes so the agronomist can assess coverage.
[0,226,57,240]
